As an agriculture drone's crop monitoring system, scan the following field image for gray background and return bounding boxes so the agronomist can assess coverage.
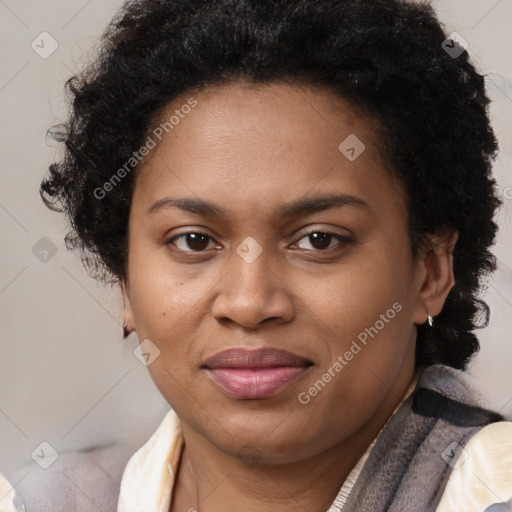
[0,0,511,490]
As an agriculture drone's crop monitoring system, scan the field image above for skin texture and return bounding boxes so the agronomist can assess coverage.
[121,81,457,512]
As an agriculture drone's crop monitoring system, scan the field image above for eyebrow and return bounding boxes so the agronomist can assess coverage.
[147,193,369,219]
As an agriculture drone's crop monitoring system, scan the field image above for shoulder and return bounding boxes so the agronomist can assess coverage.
[436,421,512,512]
[7,438,142,512]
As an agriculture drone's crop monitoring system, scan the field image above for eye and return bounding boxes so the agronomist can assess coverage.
[166,232,218,252]
[166,230,353,254]
[294,231,352,251]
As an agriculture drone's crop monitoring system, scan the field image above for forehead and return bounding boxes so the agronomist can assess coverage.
[146,80,377,155]
[132,80,401,219]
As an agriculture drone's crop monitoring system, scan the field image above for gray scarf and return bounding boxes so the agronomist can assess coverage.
[342,364,504,512]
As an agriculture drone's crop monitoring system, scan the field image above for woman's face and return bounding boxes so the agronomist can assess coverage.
[122,81,431,463]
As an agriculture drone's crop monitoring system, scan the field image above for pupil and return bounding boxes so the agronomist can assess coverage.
[310,232,331,250]
[187,233,208,251]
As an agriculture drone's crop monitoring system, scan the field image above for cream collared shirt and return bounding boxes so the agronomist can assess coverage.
[116,374,512,512]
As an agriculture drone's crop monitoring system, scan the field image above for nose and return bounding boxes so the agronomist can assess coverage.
[211,242,295,331]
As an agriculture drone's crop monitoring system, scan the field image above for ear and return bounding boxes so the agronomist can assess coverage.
[412,228,459,325]
[121,278,135,336]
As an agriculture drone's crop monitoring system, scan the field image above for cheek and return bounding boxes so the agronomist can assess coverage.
[128,271,202,409]
[300,244,414,395]
[300,244,412,348]
[128,243,202,333]
[126,257,193,384]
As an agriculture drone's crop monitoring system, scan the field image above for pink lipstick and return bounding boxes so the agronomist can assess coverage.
[203,348,312,399]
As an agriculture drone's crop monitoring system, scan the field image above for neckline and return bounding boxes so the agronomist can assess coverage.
[169,371,420,511]
[118,370,420,512]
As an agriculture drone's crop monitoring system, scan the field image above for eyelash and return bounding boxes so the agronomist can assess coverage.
[165,230,353,254]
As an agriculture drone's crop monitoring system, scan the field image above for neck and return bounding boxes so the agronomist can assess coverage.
[172,365,416,512]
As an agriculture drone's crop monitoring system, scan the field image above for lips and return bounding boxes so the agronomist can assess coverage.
[203,348,312,399]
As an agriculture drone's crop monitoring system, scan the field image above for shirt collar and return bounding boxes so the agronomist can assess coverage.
[118,372,419,512]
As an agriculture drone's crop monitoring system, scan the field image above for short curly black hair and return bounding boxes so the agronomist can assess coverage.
[40,0,501,371]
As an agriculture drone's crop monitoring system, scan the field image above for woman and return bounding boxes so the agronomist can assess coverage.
[2,0,511,510]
